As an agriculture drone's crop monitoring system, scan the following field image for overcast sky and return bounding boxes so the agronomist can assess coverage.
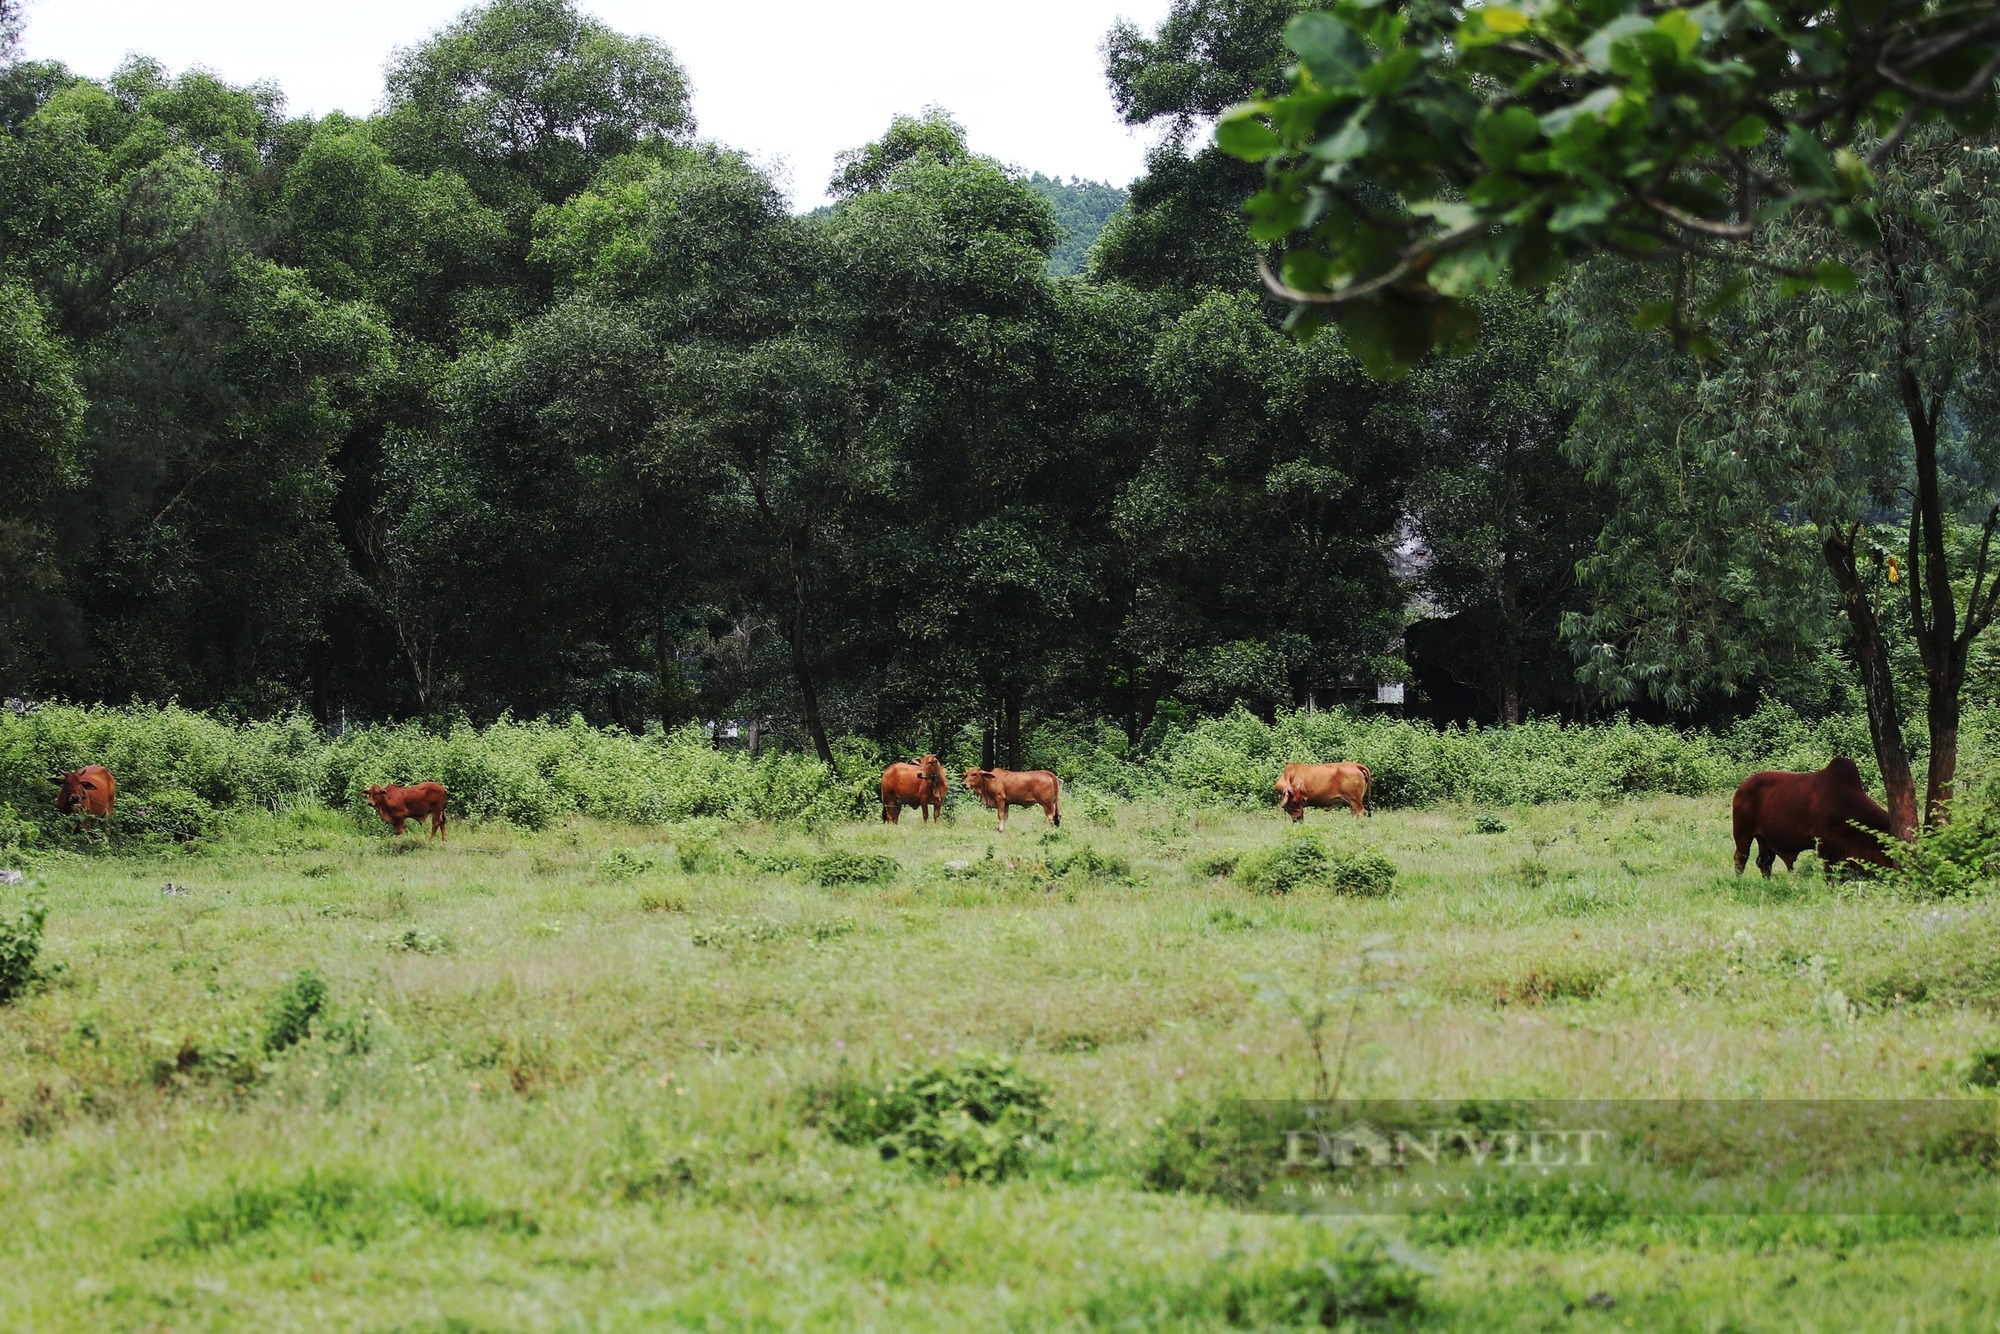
[18,0,1175,207]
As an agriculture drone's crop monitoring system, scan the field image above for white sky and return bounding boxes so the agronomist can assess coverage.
[18,0,1175,208]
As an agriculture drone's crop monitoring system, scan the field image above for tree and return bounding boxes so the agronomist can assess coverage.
[1217,0,2000,373]
[381,0,694,220]
[1402,290,1603,723]
[1564,127,2000,835]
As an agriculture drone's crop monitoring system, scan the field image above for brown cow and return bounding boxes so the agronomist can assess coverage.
[1275,761,1371,821]
[1732,757,1894,876]
[881,753,947,824]
[961,767,1060,831]
[365,782,449,839]
[50,764,116,820]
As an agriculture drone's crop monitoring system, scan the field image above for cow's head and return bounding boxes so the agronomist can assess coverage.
[919,753,945,794]
[363,784,391,814]
[50,769,98,814]
[962,768,998,803]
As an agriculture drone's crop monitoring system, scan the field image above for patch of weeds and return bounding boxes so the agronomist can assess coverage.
[1081,1231,1429,1329]
[690,915,790,948]
[1238,833,1330,895]
[670,822,725,874]
[1514,857,1552,888]
[1193,852,1239,878]
[387,927,448,956]
[299,863,338,880]
[1546,883,1621,918]
[812,850,899,887]
[1968,1050,2000,1089]
[0,892,47,1005]
[262,970,328,1054]
[802,915,858,944]
[638,888,689,913]
[1047,843,1130,881]
[1330,848,1397,897]
[807,1054,1055,1182]
[597,847,663,880]
[1206,906,1262,933]
[313,902,361,919]
[150,1169,537,1254]
[736,847,810,875]
[1473,813,1509,834]
[1141,1098,1289,1203]
[1490,959,1611,1007]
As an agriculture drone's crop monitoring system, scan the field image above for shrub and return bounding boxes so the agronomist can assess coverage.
[812,851,899,887]
[262,970,329,1053]
[597,847,663,880]
[386,928,448,956]
[1473,813,1509,834]
[1237,832,1330,895]
[1881,785,2000,898]
[1046,842,1130,881]
[1968,1051,2000,1089]
[810,1055,1055,1181]
[1331,848,1398,897]
[1081,1231,1428,1329]
[126,788,224,843]
[0,892,46,1005]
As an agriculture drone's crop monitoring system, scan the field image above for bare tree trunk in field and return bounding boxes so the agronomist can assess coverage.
[1823,524,1919,841]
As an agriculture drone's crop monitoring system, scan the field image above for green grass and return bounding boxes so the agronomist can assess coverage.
[2,794,1998,1330]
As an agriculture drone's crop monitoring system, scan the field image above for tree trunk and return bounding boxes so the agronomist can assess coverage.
[1496,440,1523,726]
[1823,525,1919,840]
[980,709,996,769]
[1003,682,1022,770]
[308,640,330,732]
[1902,364,1963,829]
[785,539,836,772]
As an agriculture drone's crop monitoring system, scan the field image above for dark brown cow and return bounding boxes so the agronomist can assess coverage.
[1732,757,1894,876]
[1275,761,1371,821]
[365,782,449,839]
[961,767,1060,831]
[50,764,116,820]
[880,753,947,824]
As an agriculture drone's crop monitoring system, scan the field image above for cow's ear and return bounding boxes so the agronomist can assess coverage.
[48,774,64,784]
[79,779,97,791]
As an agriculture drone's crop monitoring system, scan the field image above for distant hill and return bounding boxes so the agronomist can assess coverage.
[1024,173,1129,276]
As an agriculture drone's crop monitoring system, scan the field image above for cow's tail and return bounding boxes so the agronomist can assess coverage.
[1359,764,1373,816]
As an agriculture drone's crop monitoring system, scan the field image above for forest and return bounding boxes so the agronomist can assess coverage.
[2,0,1999,815]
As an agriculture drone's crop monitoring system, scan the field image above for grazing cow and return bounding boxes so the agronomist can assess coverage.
[961,767,1060,831]
[1275,761,1371,822]
[50,764,116,820]
[881,753,947,824]
[1732,757,1894,876]
[365,782,449,839]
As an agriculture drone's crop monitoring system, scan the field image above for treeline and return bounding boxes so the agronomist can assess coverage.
[0,0,1962,766]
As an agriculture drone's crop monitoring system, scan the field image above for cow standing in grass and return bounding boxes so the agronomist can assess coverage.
[1731,757,1894,875]
[1275,762,1371,821]
[366,782,449,839]
[961,767,1060,831]
[880,754,947,824]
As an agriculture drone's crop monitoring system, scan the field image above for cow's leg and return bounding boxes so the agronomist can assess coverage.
[1734,829,1753,875]
[1347,794,1365,818]
[1045,800,1057,827]
[1755,843,1777,877]
[392,815,406,836]
[882,803,896,824]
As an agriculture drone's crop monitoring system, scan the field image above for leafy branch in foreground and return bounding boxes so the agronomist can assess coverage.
[1218,0,2000,374]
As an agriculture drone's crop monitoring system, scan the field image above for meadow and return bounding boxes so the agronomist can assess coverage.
[3,771,1999,1331]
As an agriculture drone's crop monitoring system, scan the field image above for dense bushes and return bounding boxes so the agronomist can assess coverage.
[0,697,1937,847]
[1062,701,1885,810]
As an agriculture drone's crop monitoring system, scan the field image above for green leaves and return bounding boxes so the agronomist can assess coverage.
[1222,0,2000,375]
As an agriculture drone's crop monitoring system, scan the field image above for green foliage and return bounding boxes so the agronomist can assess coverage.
[1237,831,1330,895]
[152,1169,536,1253]
[124,788,223,844]
[810,851,899,888]
[261,970,329,1054]
[596,847,662,880]
[1219,0,1996,371]
[1472,813,1508,834]
[1882,785,2000,899]
[811,1055,1055,1182]
[1331,847,1397,897]
[1967,1051,2000,1090]
[387,927,449,956]
[1022,172,1127,276]
[1083,1230,1429,1328]
[0,890,44,1004]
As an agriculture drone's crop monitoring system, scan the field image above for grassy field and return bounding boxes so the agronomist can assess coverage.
[3,792,1998,1331]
